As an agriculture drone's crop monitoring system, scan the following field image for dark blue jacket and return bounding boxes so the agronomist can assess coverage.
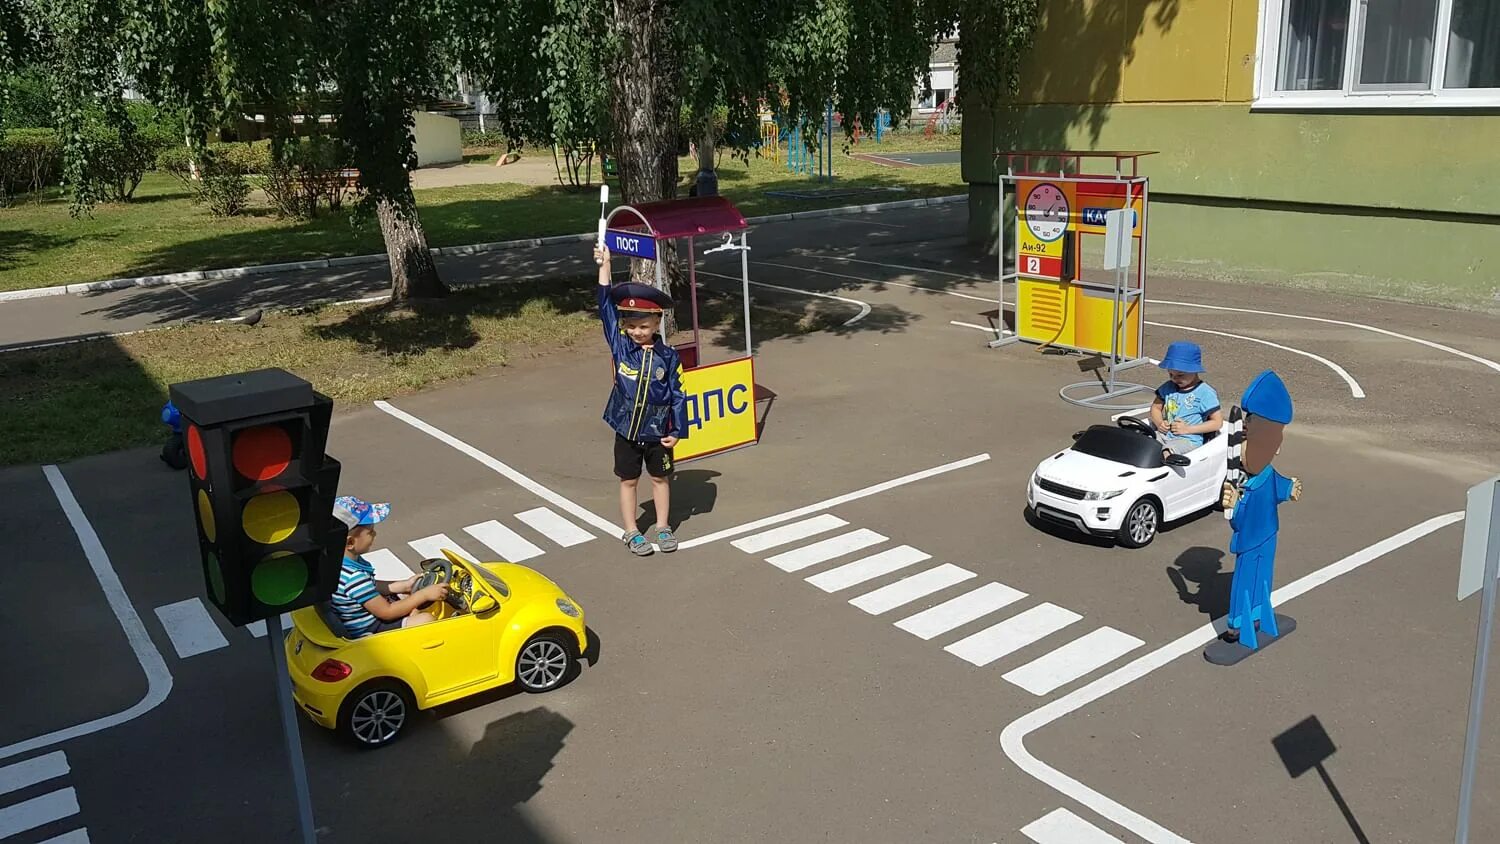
[598,284,689,443]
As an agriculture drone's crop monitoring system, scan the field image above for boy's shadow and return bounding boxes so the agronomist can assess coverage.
[1167,546,1232,619]
[637,469,720,533]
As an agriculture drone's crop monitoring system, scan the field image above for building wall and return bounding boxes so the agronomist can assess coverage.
[412,112,462,167]
[964,0,1500,310]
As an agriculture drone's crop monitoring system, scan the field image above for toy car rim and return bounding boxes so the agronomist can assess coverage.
[517,637,570,691]
[349,689,406,745]
[1123,499,1159,547]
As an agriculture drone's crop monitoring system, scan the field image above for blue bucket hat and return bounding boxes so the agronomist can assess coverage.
[333,495,391,529]
[1159,340,1205,374]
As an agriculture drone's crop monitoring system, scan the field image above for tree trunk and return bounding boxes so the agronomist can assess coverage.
[608,0,680,337]
[695,118,717,197]
[376,189,445,302]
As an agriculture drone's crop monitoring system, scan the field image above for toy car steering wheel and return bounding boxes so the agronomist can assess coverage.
[1117,415,1157,438]
[414,558,469,612]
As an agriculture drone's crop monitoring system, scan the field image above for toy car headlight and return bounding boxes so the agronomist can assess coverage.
[1084,489,1125,501]
[555,598,581,618]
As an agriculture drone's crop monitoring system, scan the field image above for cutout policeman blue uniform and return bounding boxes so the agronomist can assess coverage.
[1207,369,1303,665]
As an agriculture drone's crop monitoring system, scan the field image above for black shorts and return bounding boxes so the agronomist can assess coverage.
[614,433,674,480]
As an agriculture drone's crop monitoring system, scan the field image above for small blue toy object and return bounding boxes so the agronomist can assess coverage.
[159,400,188,469]
[1209,370,1302,663]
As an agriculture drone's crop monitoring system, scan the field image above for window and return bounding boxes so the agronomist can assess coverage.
[1256,0,1500,107]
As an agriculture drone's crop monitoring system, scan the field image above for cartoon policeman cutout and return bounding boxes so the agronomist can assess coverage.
[1207,369,1303,664]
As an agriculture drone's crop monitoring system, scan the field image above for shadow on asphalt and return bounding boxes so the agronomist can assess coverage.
[1166,545,1232,620]
[638,468,720,534]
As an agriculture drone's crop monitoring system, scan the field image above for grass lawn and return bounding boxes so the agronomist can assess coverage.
[0,150,962,293]
[0,276,834,467]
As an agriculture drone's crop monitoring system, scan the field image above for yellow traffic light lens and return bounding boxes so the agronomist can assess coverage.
[252,551,307,606]
[197,489,216,543]
[243,491,300,544]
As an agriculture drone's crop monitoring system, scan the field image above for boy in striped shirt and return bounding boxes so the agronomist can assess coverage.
[331,496,447,639]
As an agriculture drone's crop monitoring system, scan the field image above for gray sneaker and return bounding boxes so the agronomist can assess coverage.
[623,530,654,556]
[651,525,679,553]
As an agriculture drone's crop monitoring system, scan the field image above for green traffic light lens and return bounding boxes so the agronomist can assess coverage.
[252,551,308,606]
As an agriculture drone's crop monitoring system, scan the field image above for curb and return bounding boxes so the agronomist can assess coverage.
[0,193,968,303]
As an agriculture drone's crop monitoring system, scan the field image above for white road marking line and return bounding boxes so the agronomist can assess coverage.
[949,313,1365,399]
[894,582,1027,640]
[679,454,990,550]
[944,602,1081,667]
[153,599,230,658]
[1020,807,1125,843]
[3,469,174,762]
[0,788,80,839]
[758,260,994,302]
[805,545,932,593]
[828,215,908,228]
[409,533,477,564]
[730,514,850,554]
[1147,320,1365,398]
[849,563,977,615]
[766,529,887,573]
[363,548,416,581]
[464,519,545,562]
[1000,511,1466,844]
[246,613,293,638]
[1002,627,1146,696]
[0,752,69,796]
[375,400,620,536]
[698,269,871,326]
[1151,299,1500,375]
[804,254,994,284]
[38,829,91,844]
[515,507,595,547]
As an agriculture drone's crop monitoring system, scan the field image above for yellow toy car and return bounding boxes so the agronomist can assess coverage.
[284,548,587,748]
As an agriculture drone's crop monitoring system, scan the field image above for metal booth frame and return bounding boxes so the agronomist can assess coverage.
[989,150,1159,410]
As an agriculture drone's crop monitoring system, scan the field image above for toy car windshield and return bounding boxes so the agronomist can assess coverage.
[1072,425,1164,469]
[472,564,511,598]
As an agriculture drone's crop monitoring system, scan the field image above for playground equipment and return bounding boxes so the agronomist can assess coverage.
[988,150,1158,410]
[601,195,763,462]
[783,103,836,182]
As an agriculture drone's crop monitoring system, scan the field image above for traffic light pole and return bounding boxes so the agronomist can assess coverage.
[268,611,317,844]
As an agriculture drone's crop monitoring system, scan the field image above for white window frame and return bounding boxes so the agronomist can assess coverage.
[1253,0,1500,109]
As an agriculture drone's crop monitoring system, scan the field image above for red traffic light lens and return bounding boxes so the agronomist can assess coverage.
[187,425,207,480]
[233,424,293,481]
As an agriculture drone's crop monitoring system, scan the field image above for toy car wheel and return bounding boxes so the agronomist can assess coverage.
[1116,497,1161,548]
[515,633,574,693]
[338,680,414,749]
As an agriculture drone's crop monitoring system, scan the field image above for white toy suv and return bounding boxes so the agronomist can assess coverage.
[1026,412,1229,548]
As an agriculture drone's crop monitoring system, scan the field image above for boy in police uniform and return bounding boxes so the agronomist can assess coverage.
[594,244,689,556]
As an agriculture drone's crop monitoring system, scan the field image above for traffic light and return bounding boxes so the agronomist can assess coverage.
[168,368,348,627]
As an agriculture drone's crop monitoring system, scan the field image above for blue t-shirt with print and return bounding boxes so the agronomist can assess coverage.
[1156,380,1220,447]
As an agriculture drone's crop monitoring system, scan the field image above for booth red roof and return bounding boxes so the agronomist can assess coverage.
[606,195,749,240]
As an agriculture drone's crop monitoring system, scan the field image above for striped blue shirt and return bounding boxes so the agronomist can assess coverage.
[332,554,382,638]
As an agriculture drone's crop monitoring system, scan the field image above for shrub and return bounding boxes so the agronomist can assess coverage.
[0,128,63,204]
[200,172,251,217]
[261,135,355,219]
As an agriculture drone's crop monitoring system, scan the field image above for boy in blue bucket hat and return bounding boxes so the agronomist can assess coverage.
[1149,340,1224,457]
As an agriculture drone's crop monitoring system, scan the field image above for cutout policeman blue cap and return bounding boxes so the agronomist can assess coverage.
[1241,369,1293,424]
[611,282,674,314]
[1158,340,1205,373]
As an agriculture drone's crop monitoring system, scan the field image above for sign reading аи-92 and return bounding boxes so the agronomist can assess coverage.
[675,356,758,462]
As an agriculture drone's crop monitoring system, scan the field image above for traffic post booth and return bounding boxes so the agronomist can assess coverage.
[988,150,1158,409]
[601,195,764,462]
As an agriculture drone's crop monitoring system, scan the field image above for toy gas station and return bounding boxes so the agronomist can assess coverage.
[600,194,766,463]
[988,150,1157,410]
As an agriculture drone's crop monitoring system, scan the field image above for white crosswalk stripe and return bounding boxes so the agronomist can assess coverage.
[943,603,1082,667]
[765,528,887,572]
[732,514,849,554]
[1001,627,1145,695]
[805,545,931,593]
[848,563,976,615]
[1019,807,1124,842]
[465,520,545,562]
[363,548,416,580]
[515,507,596,547]
[0,751,86,841]
[154,598,229,658]
[409,533,478,564]
[38,829,91,843]
[894,582,1027,640]
[246,613,294,638]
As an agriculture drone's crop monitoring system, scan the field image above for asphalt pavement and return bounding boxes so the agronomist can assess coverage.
[4,206,1500,843]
